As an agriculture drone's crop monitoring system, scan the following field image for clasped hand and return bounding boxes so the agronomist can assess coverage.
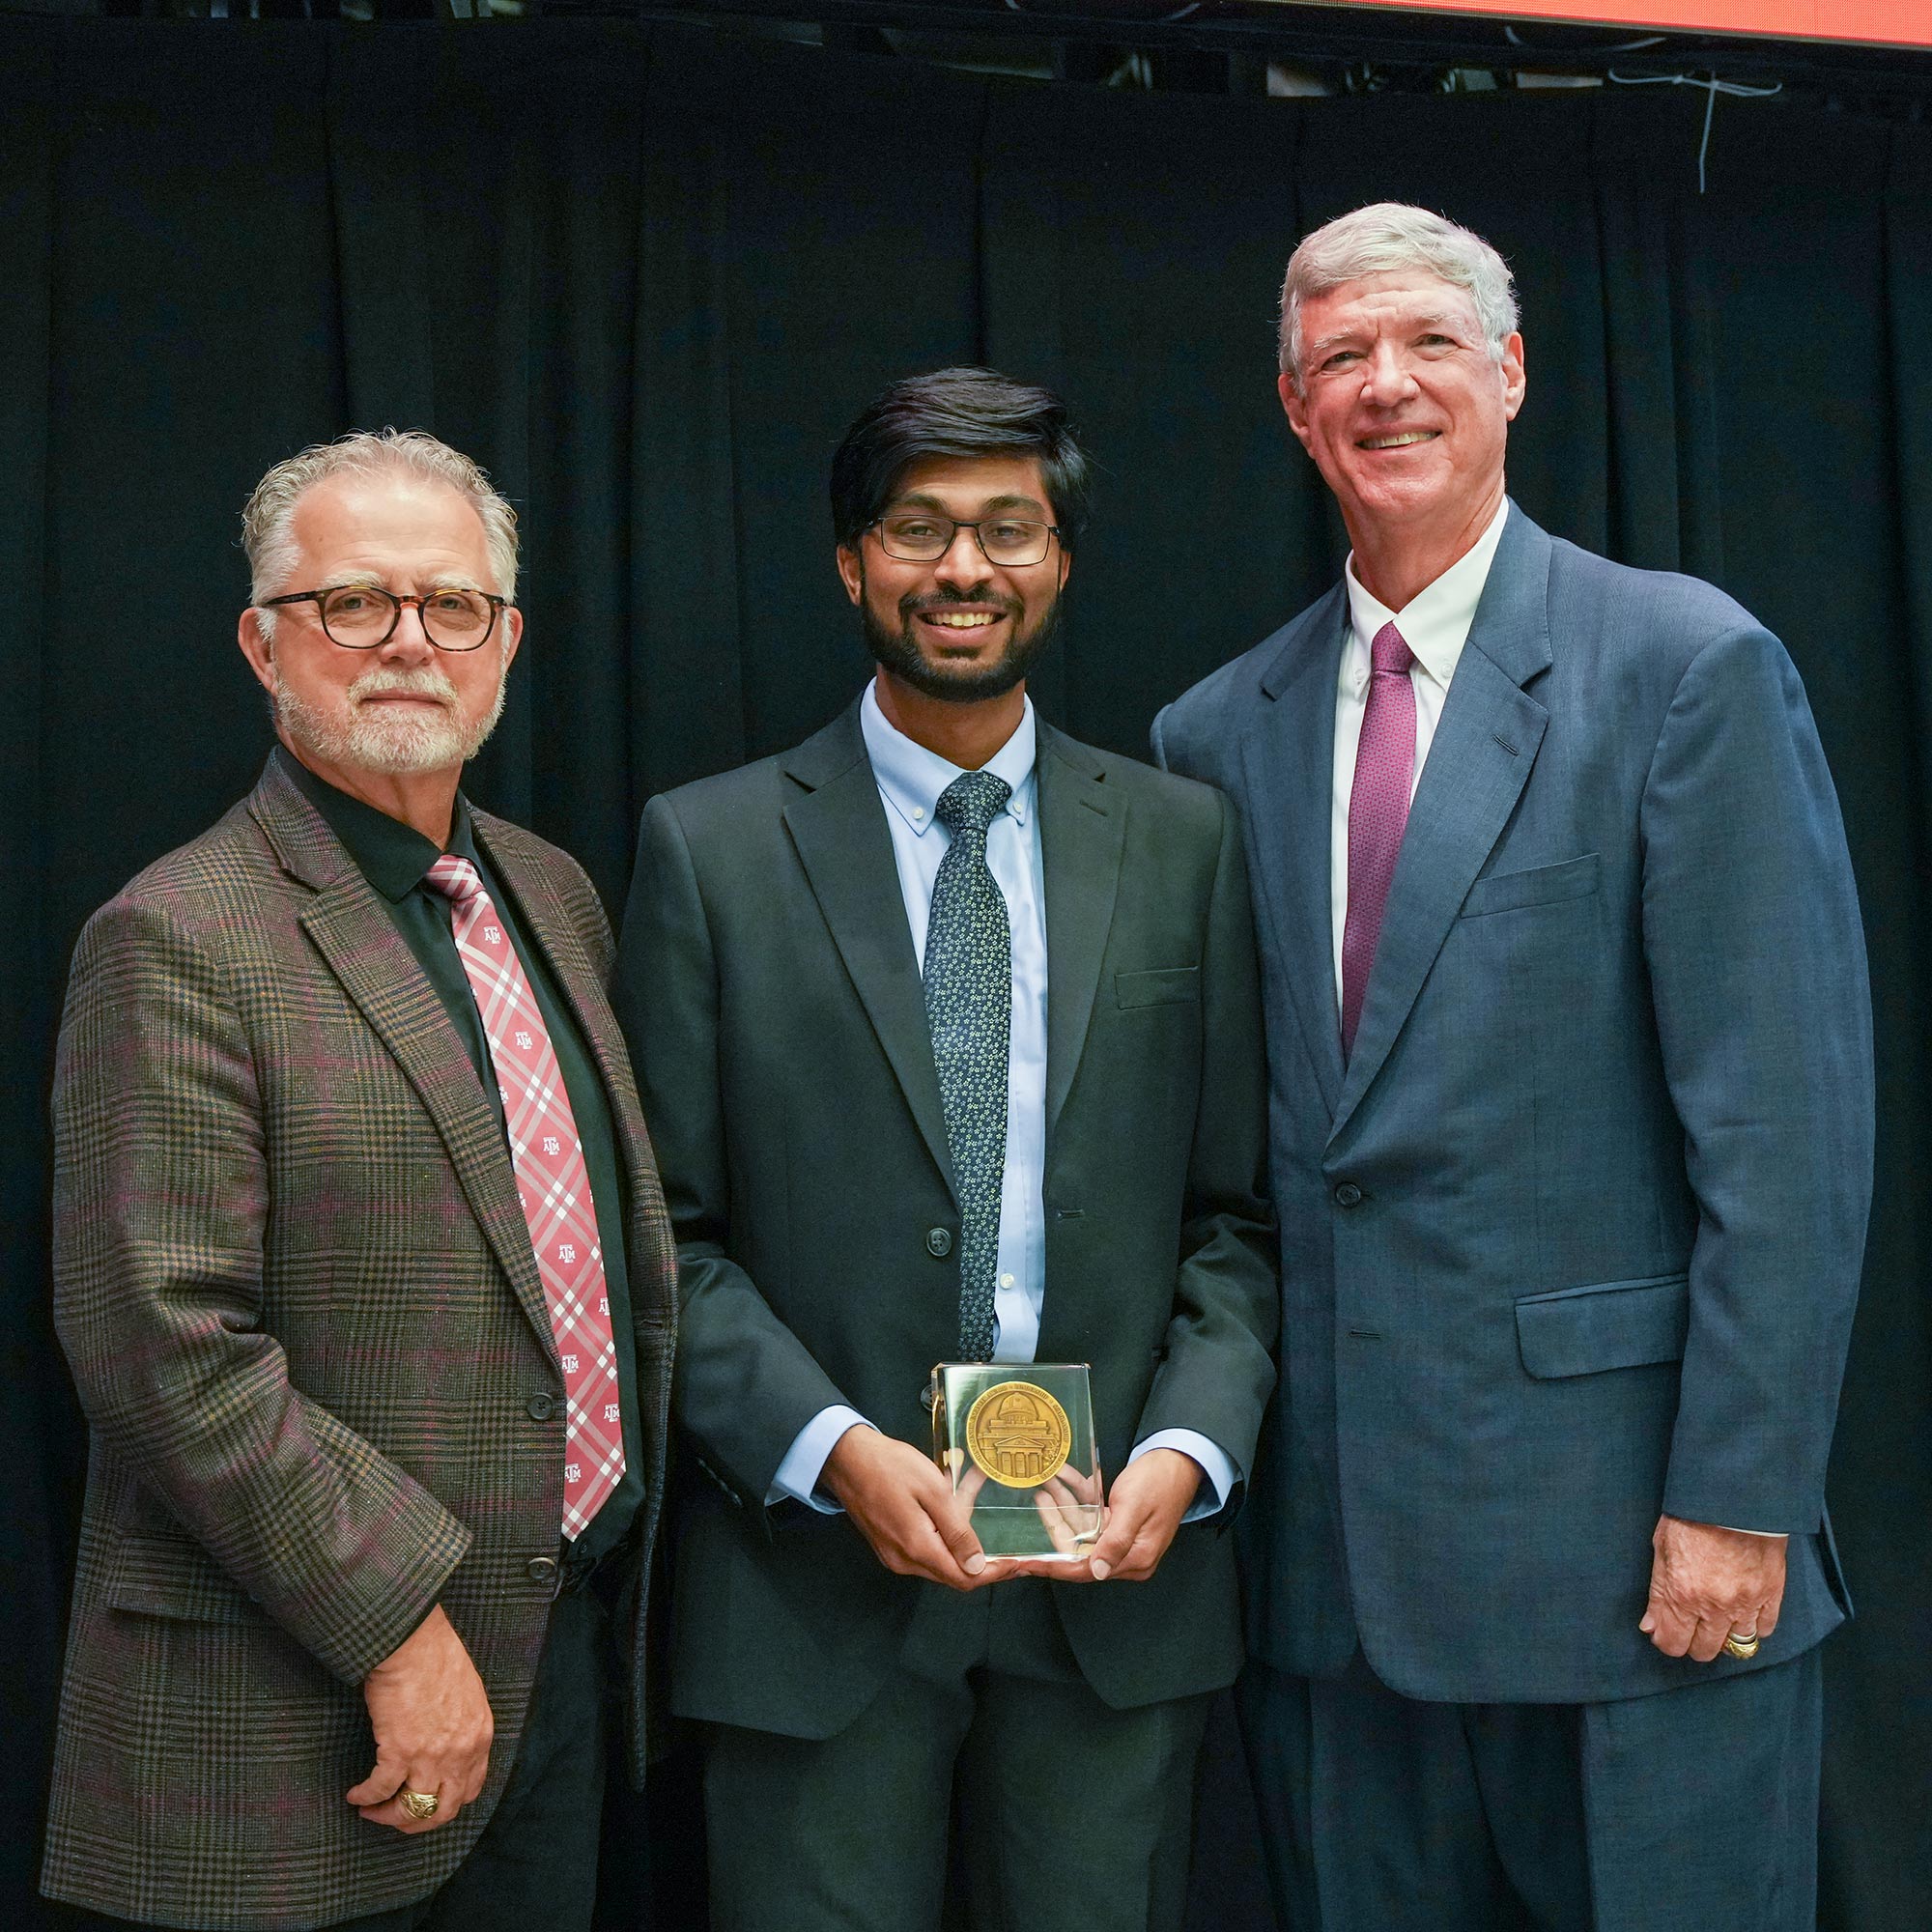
[1639,1514,1788,1664]
[822,1427,1199,1590]
[347,1603,496,1833]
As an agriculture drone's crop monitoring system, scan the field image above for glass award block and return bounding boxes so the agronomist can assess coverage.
[927,1361,1102,1561]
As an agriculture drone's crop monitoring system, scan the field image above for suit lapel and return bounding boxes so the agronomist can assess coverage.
[249,760,554,1359]
[781,710,957,1195]
[1329,506,1555,1142]
[1240,588,1349,1119]
[290,872,559,1360]
[473,818,654,1220]
[1037,724,1125,1147]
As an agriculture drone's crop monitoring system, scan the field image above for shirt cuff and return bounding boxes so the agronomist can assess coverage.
[1718,1525,1789,1538]
[767,1406,871,1513]
[1130,1429,1238,1522]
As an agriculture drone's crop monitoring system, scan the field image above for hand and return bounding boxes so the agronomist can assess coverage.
[1639,1515,1788,1663]
[820,1426,1016,1592]
[1014,1447,1201,1584]
[347,1604,495,1833]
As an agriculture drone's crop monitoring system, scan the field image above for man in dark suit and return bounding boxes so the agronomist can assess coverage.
[45,431,675,1932]
[1154,204,1873,1929]
[616,367,1276,1932]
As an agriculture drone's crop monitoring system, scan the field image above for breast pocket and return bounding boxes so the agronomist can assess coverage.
[1459,853,1601,920]
[1115,966,1200,1009]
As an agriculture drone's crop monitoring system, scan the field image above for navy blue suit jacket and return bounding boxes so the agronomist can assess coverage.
[1153,503,1873,1703]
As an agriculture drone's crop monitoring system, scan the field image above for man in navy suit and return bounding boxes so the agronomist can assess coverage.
[1154,203,1873,1930]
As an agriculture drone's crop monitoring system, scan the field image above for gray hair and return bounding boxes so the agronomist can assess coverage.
[242,428,519,633]
[1278,203,1519,384]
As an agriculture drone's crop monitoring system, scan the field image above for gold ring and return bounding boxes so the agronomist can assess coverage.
[1721,1630,1761,1661]
[399,1787,440,1821]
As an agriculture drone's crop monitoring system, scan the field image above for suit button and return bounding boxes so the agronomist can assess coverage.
[1333,1182,1363,1208]
[925,1227,954,1258]
[526,1394,555,1421]
[526,1556,558,1585]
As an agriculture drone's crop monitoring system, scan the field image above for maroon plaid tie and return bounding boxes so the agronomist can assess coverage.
[426,855,624,1539]
[1341,621,1417,1060]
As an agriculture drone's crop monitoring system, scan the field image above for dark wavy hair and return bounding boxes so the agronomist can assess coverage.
[830,366,1091,555]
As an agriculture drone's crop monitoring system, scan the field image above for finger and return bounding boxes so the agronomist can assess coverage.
[345,1748,410,1809]
[1687,1617,1728,1665]
[359,1776,457,1834]
[1757,1587,1783,1638]
[926,1492,991,1578]
[1087,1497,1145,1581]
[1640,1600,1694,1658]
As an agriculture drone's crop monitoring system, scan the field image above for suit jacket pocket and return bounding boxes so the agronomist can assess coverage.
[1515,1271,1690,1379]
[101,1530,264,1624]
[1459,853,1601,920]
[1115,966,1200,1009]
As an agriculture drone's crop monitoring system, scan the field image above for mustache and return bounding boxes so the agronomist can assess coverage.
[349,666,460,706]
[900,586,1023,619]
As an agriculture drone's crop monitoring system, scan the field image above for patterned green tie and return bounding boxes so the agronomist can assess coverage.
[923,769,1013,1362]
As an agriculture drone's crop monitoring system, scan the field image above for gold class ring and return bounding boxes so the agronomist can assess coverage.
[399,1788,440,1821]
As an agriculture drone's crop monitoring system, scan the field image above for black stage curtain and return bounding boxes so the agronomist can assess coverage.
[3,18,1928,1930]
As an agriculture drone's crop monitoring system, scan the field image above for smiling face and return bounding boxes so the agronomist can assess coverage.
[1282,270,1525,572]
[836,453,1070,706]
[238,469,523,785]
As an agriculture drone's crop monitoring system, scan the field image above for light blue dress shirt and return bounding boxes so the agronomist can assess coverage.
[770,684,1236,1519]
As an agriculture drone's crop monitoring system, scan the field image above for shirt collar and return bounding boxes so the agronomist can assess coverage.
[1343,496,1512,691]
[274,743,478,902]
[858,681,1037,838]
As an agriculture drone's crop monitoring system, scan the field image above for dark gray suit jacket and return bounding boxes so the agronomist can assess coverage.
[615,703,1277,1740]
[1154,503,1873,1705]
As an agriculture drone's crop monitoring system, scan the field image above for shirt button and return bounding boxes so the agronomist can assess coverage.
[1333,1182,1364,1209]
[925,1227,954,1258]
[999,1272,1015,1289]
[526,1556,558,1585]
[912,807,926,821]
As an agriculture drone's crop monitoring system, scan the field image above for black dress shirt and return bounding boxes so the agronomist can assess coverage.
[277,747,642,1560]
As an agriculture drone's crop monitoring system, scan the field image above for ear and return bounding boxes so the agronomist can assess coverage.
[836,543,864,608]
[237,607,278,700]
[1055,545,1072,593]
[1499,330,1526,422]
[1278,370,1313,452]
[499,602,525,672]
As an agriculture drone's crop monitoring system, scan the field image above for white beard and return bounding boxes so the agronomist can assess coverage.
[272,651,509,777]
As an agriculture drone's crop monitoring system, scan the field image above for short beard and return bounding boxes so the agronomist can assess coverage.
[861,575,1064,705]
[272,649,509,778]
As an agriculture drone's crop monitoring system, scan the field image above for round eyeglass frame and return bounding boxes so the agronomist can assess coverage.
[866,515,1061,568]
[260,585,510,652]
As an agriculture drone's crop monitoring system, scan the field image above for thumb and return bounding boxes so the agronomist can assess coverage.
[346,1745,409,1808]
[925,1485,989,1578]
[1086,1496,1139,1581]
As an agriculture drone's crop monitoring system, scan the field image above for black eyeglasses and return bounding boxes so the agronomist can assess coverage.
[868,514,1061,568]
[261,584,510,652]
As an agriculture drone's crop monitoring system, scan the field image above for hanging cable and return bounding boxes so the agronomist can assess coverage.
[1607,69,1783,193]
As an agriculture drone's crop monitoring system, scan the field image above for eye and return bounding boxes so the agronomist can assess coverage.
[889,517,943,541]
[983,523,1032,546]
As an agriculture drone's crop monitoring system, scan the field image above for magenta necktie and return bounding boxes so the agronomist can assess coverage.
[1341,621,1417,1060]
[425,855,624,1540]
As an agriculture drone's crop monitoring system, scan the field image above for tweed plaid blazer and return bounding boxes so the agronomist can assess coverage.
[43,755,676,1932]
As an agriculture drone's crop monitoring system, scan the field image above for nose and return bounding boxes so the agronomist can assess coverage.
[931,524,992,592]
[1360,340,1419,408]
[378,599,437,665]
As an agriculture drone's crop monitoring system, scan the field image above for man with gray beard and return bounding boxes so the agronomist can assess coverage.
[43,430,675,1932]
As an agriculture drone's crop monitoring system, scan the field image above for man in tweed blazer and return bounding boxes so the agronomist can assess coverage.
[44,432,675,1932]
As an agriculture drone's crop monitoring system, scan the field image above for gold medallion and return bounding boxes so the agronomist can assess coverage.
[964,1380,1073,1489]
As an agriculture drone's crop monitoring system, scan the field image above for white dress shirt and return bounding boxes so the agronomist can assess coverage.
[1328,502,1776,1542]
[771,684,1236,1517]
